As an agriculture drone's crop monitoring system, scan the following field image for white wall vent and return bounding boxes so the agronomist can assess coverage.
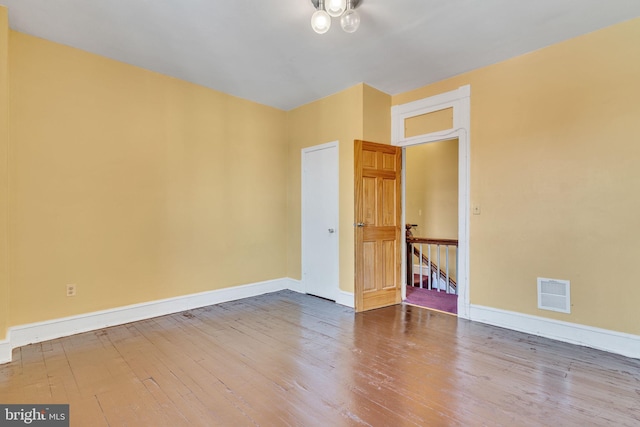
[537,278,570,313]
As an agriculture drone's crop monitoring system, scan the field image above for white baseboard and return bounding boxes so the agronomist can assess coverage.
[286,278,304,294]
[0,278,295,364]
[336,291,354,308]
[294,277,353,308]
[469,304,640,360]
[0,338,9,365]
[4,288,636,364]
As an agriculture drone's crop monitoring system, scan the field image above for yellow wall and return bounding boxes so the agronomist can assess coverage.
[8,32,288,326]
[405,108,454,138]
[394,17,640,335]
[286,85,363,293]
[5,27,391,334]
[405,144,428,234]
[363,84,392,144]
[405,139,458,239]
[4,7,638,341]
[286,84,390,294]
[0,8,9,340]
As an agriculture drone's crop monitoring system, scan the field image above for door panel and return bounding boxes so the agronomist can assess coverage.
[362,150,377,168]
[382,179,396,225]
[363,177,376,225]
[382,153,396,170]
[363,242,376,291]
[383,240,396,288]
[355,140,402,312]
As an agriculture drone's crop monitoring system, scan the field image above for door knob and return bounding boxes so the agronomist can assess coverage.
[356,222,365,227]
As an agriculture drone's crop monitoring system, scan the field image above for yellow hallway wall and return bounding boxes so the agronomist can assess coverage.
[405,139,458,239]
[8,32,288,327]
[405,144,428,234]
[0,7,8,340]
[394,18,640,335]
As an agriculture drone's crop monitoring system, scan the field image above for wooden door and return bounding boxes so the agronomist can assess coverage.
[354,140,402,312]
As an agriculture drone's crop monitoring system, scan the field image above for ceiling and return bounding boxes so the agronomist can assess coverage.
[2,0,640,111]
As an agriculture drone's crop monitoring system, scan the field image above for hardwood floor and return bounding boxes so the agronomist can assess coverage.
[1,290,639,426]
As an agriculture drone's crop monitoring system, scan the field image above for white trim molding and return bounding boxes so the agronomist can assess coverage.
[0,278,304,364]
[391,84,470,147]
[336,291,355,308]
[286,277,304,294]
[470,304,640,360]
[0,338,9,364]
[393,85,471,320]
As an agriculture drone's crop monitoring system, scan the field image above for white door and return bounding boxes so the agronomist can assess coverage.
[302,142,339,301]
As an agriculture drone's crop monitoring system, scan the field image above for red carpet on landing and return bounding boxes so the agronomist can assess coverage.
[405,286,458,314]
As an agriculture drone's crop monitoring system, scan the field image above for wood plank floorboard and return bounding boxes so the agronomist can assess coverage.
[1,290,639,426]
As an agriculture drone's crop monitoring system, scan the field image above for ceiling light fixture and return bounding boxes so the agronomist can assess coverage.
[326,0,346,17]
[310,0,361,34]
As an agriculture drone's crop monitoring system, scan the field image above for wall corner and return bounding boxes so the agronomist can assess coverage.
[0,6,10,342]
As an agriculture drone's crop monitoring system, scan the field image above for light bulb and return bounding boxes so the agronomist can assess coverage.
[311,9,331,34]
[340,9,360,33]
[326,0,346,18]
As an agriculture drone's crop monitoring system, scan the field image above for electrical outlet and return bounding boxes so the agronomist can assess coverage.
[66,284,76,297]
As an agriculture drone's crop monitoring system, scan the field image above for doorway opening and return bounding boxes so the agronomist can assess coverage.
[404,138,459,314]
[391,84,470,319]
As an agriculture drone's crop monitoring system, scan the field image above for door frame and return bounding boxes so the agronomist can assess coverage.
[301,141,340,301]
[391,85,471,319]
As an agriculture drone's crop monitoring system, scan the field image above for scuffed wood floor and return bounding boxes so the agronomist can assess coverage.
[1,290,639,426]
